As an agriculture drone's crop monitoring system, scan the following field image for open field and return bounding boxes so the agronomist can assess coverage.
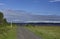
[26,26,60,39]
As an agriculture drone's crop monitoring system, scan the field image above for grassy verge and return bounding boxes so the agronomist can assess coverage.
[26,26,60,39]
[0,25,17,39]
[6,25,17,39]
[6,26,16,39]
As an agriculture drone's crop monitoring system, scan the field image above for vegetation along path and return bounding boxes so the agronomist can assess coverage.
[17,26,41,39]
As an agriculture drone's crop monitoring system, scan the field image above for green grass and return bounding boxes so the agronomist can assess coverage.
[6,25,17,39]
[0,25,17,39]
[26,26,60,39]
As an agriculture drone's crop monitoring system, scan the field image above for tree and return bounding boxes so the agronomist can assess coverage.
[0,12,4,19]
[4,19,7,23]
[0,12,4,24]
[0,12,7,25]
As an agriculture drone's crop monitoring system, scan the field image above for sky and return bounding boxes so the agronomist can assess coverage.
[0,0,60,15]
[0,0,60,23]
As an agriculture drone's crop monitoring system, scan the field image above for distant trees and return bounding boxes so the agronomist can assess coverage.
[0,12,4,24]
[0,12,7,25]
[0,12,4,19]
[3,19,7,23]
[0,12,8,39]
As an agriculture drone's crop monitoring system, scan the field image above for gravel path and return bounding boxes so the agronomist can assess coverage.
[17,26,41,39]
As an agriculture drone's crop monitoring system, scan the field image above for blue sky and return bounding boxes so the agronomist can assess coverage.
[0,0,60,22]
[0,0,60,15]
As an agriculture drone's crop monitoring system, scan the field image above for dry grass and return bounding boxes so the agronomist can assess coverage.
[26,26,60,39]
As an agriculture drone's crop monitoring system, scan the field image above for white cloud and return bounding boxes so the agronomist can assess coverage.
[49,0,60,2]
[0,3,5,5]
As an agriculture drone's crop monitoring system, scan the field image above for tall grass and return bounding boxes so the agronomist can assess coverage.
[26,26,60,39]
[6,25,17,39]
[0,24,16,39]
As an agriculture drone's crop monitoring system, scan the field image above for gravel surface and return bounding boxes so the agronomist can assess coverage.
[17,26,41,39]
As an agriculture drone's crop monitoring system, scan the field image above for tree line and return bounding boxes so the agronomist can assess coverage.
[0,12,7,25]
[0,12,8,39]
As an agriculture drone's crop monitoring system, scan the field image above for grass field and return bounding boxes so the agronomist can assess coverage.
[0,25,16,39]
[6,25,17,39]
[26,26,60,39]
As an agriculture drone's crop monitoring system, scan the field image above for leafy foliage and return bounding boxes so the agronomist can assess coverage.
[0,12,9,39]
[0,12,3,19]
[0,12,4,24]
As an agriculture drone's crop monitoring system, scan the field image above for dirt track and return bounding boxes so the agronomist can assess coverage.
[17,26,41,39]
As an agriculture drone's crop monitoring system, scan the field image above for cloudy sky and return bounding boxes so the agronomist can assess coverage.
[0,0,60,23]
